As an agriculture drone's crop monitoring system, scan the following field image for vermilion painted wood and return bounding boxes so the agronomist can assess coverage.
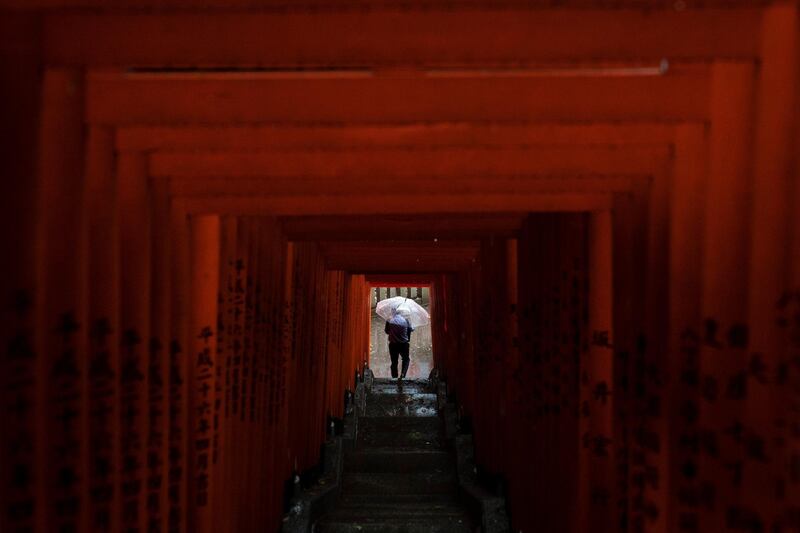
[283,215,523,242]
[32,68,88,533]
[165,175,640,198]
[745,5,799,526]
[149,177,172,533]
[179,192,616,217]
[9,4,800,533]
[667,124,707,533]
[610,193,637,533]
[85,68,710,125]
[581,211,615,533]
[115,123,680,153]
[698,63,755,533]
[0,19,42,532]
[168,199,191,533]
[40,9,761,66]
[215,216,237,533]
[85,126,121,533]
[118,152,152,533]
[149,146,668,178]
[187,215,220,533]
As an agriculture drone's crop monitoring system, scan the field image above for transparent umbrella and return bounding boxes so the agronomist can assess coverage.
[375,296,430,328]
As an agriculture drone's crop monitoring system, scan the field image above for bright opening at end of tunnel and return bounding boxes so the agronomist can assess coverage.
[369,287,433,379]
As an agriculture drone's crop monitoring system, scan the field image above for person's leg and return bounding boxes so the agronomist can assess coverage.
[388,342,399,378]
[400,342,410,378]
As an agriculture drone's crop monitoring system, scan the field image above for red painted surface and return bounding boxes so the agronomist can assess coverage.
[2,2,800,532]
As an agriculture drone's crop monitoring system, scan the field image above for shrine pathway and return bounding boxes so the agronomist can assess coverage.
[314,379,474,533]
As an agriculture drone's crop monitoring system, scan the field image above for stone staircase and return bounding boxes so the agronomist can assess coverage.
[314,378,475,533]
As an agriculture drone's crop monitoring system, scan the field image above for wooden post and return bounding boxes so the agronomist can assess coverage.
[667,124,708,533]
[698,62,755,532]
[118,152,151,533]
[187,215,220,533]
[580,210,614,533]
[85,126,120,533]
[34,67,87,533]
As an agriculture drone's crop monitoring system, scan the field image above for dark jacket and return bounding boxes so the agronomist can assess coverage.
[385,315,413,343]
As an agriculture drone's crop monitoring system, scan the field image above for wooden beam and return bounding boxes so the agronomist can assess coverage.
[42,9,760,67]
[86,67,710,125]
[365,274,435,286]
[180,192,615,215]
[115,123,680,152]
[149,146,670,177]
[280,214,526,241]
[166,175,641,198]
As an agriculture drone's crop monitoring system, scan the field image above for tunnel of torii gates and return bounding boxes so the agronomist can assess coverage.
[2,1,800,533]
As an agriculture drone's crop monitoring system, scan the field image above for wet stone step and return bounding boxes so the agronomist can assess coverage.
[356,427,443,450]
[358,415,440,432]
[326,502,469,519]
[364,393,438,418]
[344,449,454,474]
[341,472,458,495]
[336,493,462,507]
[314,516,474,533]
[371,379,435,396]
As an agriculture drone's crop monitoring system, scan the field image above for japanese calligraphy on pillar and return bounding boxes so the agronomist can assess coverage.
[147,337,165,531]
[194,326,214,507]
[214,292,224,467]
[675,326,702,532]
[231,260,245,418]
[51,312,83,531]
[167,339,184,532]
[121,328,145,529]
[5,291,36,530]
[89,318,115,531]
[242,266,255,422]
[775,289,800,528]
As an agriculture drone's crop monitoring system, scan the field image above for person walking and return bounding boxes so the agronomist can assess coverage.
[384,310,414,380]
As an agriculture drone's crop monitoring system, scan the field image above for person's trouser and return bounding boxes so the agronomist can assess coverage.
[388,342,410,378]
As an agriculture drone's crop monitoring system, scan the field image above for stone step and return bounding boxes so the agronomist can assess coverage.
[314,516,474,533]
[330,501,468,517]
[371,379,434,396]
[341,472,458,495]
[360,414,440,427]
[364,393,438,417]
[336,493,462,507]
[356,425,443,450]
[344,449,454,474]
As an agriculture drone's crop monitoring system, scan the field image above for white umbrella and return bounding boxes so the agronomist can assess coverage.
[375,296,430,328]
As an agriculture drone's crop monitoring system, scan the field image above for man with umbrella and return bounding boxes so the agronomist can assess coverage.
[384,308,414,380]
[376,296,430,381]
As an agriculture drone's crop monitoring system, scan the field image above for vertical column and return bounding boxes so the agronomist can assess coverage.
[698,62,755,532]
[149,178,172,533]
[745,4,799,530]
[85,126,120,533]
[611,192,637,533]
[668,124,708,533]
[241,218,260,532]
[167,199,190,533]
[503,238,520,517]
[34,67,88,533]
[187,215,220,533]
[280,241,295,489]
[783,126,800,526]
[0,17,42,531]
[118,152,151,533]
[641,166,671,533]
[580,210,615,533]
[215,216,237,533]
